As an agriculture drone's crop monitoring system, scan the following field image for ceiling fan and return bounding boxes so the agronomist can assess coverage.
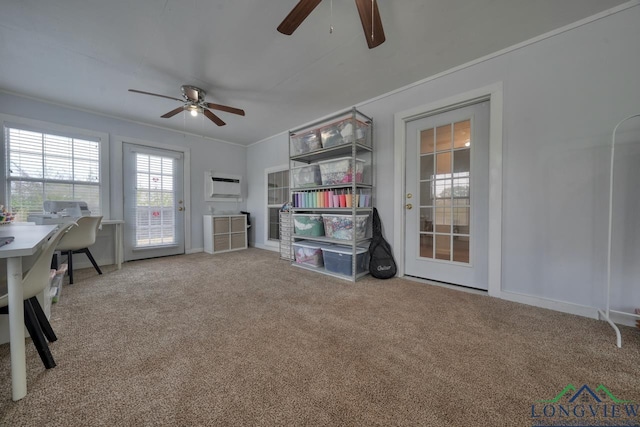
[277,0,385,49]
[128,85,245,127]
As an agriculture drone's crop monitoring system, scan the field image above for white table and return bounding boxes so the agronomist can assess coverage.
[0,224,57,401]
[100,220,124,269]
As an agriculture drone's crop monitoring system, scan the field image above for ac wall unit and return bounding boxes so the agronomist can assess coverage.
[205,171,242,201]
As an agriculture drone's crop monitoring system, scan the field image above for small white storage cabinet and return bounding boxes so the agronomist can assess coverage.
[288,107,374,282]
[203,214,247,254]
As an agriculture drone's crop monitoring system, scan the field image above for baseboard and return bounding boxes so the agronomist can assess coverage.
[605,310,638,328]
[498,290,598,320]
[253,243,279,253]
[186,248,203,254]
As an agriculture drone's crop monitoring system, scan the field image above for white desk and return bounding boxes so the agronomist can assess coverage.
[0,224,57,401]
[101,220,124,269]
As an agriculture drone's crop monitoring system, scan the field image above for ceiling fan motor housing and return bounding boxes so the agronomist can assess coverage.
[181,85,206,103]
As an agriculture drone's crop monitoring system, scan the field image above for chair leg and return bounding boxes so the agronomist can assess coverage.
[23,299,56,369]
[76,248,102,275]
[67,250,74,284]
[29,296,57,343]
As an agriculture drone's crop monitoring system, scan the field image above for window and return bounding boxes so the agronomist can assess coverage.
[266,167,289,242]
[2,117,108,221]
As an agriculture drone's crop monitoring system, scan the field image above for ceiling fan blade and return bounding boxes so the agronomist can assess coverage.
[161,106,186,118]
[205,103,245,116]
[277,0,322,35]
[354,0,386,49]
[203,109,226,126]
[128,89,183,102]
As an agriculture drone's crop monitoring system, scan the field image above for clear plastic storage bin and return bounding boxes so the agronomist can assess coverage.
[319,118,370,148]
[291,130,322,155]
[293,214,325,237]
[318,157,365,186]
[322,214,369,240]
[291,163,322,188]
[293,241,330,267]
[321,246,369,276]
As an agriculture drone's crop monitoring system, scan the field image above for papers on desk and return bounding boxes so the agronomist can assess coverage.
[0,236,14,247]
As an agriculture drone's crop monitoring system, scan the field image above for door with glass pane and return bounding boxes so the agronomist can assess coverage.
[123,143,185,261]
[404,101,489,289]
[267,168,289,243]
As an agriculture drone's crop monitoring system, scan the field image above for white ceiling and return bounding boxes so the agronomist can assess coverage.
[0,0,628,145]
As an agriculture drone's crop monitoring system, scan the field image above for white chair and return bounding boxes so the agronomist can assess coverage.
[56,216,103,284]
[0,222,76,369]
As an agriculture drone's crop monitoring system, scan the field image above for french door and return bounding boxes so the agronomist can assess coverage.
[404,101,489,289]
[123,143,185,261]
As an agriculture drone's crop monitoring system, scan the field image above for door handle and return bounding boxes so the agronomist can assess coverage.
[178,207,184,211]
[405,204,413,210]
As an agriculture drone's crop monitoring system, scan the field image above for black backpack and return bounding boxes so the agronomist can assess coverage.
[368,208,397,279]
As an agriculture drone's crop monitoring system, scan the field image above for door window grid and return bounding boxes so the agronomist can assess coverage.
[267,169,289,241]
[135,153,176,247]
[4,126,101,221]
[419,120,471,263]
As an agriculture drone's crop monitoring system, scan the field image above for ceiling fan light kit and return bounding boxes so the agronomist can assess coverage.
[278,0,385,49]
[128,85,245,127]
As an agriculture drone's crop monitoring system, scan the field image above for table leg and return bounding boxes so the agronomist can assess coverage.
[116,223,122,270]
[7,257,27,401]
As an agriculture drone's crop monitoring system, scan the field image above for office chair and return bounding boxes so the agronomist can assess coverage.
[0,222,76,369]
[56,216,103,285]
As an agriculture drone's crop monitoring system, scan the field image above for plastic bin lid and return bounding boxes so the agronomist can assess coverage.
[317,156,365,164]
[291,163,320,170]
[321,245,368,255]
[321,213,369,219]
[293,241,333,249]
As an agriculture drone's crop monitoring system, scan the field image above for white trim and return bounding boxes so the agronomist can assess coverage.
[186,247,204,254]
[254,242,280,253]
[499,290,598,320]
[113,135,192,253]
[0,113,111,219]
[393,82,503,296]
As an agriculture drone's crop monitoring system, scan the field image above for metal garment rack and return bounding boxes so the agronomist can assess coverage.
[598,113,640,348]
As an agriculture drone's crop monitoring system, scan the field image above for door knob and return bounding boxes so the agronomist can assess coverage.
[405,204,413,210]
[178,207,184,211]
[407,193,413,199]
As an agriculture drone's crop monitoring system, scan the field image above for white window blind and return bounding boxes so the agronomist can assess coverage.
[5,125,102,221]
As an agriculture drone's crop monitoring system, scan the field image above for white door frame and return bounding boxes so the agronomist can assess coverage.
[113,135,192,254]
[393,83,503,297]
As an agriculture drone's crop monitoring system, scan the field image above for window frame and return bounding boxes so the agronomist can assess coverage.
[264,164,289,248]
[1,114,110,220]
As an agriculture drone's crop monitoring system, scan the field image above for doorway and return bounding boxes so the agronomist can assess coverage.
[123,143,185,261]
[404,101,490,290]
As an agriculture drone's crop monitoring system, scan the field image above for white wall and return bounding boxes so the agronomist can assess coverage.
[247,5,640,314]
[0,92,247,260]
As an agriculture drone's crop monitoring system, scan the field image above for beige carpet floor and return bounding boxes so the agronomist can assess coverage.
[1,248,639,426]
